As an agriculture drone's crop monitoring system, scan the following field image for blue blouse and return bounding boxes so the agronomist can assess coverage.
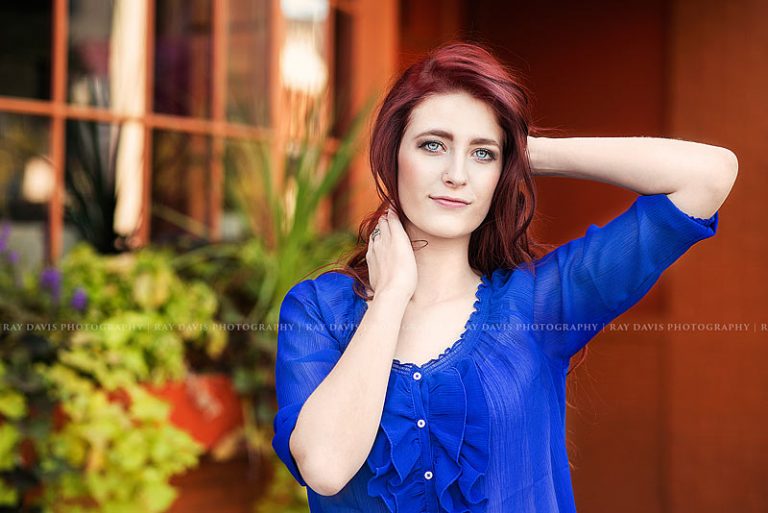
[272,193,718,512]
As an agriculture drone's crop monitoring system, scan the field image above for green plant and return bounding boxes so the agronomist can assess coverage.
[253,460,310,513]
[65,118,134,254]
[62,71,143,254]
[167,96,376,505]
[170,98,374,377]
[0,234,223,513]
[58,243,227,370]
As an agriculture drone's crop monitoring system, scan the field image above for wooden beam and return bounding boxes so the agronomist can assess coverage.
[210,0,230,242]
[47,0,68,264]
[138,0,156,247]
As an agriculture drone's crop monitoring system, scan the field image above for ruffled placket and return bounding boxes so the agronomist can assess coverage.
[365,352,491,512]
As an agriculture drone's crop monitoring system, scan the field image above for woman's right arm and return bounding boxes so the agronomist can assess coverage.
[290,288,410,496]
[277,206,416,495]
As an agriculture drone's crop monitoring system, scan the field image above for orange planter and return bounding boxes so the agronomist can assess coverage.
[145,373,244,451]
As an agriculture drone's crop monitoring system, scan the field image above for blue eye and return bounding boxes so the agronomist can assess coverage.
[419,140,443,152]
[474,148,496,161]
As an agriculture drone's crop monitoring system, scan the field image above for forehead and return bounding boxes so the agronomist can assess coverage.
[405,91,502,140]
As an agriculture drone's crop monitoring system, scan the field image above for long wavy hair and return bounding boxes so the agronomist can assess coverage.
[311,40,587,375]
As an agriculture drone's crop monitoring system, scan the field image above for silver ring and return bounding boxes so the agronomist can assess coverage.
[371,227,381,240]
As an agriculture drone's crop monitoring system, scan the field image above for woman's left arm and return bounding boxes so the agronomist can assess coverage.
[526,136,739,219]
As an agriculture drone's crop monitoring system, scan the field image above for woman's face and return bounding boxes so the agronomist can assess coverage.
[397,90,504,241]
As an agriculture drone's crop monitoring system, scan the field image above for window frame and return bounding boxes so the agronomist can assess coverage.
[0,0,342,263]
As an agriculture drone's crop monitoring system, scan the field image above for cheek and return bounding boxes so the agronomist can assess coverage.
[476,171,502,209]
[487,172,502,196]
[396,160,414,219]
[398,149,425,178]
[397,151,427,196]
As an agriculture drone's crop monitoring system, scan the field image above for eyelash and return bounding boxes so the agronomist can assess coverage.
[418,140,497,162]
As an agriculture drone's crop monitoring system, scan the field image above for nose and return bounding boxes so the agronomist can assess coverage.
[442,152,469,186]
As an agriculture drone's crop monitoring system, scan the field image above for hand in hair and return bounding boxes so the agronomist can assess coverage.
[366,207,418,302]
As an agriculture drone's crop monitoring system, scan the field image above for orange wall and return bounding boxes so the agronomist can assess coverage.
[666,0,767,510]
[337,0,400,226]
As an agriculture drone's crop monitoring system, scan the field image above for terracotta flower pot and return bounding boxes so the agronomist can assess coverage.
[145,373,244,451]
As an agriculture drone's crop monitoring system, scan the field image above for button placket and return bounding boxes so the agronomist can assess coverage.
[409,367,438,509]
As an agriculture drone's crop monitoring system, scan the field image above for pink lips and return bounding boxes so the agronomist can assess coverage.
[431,196,469,208]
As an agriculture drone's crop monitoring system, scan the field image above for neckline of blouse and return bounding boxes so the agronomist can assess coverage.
[357,271,492,376]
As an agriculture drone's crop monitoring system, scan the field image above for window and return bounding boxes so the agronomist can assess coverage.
[0,0,341,263]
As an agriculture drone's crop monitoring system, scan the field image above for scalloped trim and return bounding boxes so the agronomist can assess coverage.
[392,272,491,373]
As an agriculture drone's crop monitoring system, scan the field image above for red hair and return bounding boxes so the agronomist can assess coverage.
[312,40,587,375]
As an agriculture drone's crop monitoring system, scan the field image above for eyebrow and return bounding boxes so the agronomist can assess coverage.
[413,129,501,148]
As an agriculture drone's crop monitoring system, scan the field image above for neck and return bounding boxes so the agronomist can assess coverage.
[408,231,480,306]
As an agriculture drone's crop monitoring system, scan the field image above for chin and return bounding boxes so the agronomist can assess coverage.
[416,220,473,240]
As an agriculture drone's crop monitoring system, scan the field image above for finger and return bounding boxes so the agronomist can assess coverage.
[386,207,401,225]
[379,212,392,238]
[370,219,386,244]
[386,207,405,237]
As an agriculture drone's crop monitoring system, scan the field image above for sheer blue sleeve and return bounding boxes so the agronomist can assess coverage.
[271,280,343,488]
[531,193,718,367]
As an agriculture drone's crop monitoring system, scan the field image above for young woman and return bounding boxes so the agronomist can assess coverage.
[271,41,737,512]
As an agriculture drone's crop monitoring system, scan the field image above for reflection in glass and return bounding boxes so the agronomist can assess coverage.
[0,114,50,218]
[68,0,114,107]
[64,119,137,254]
[228,0,271,126]
[68,0,148,243]
[280,0,329,94]
[154,0,212,118]
[279,0,331,149]
[110,1,149,239]
[0,113,50,271]
[151,130,211,245]
[0,1,52,100]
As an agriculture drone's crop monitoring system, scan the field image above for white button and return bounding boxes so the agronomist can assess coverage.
[424,471,433,480]
[413,372,422,380]
[417,419,426,428]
